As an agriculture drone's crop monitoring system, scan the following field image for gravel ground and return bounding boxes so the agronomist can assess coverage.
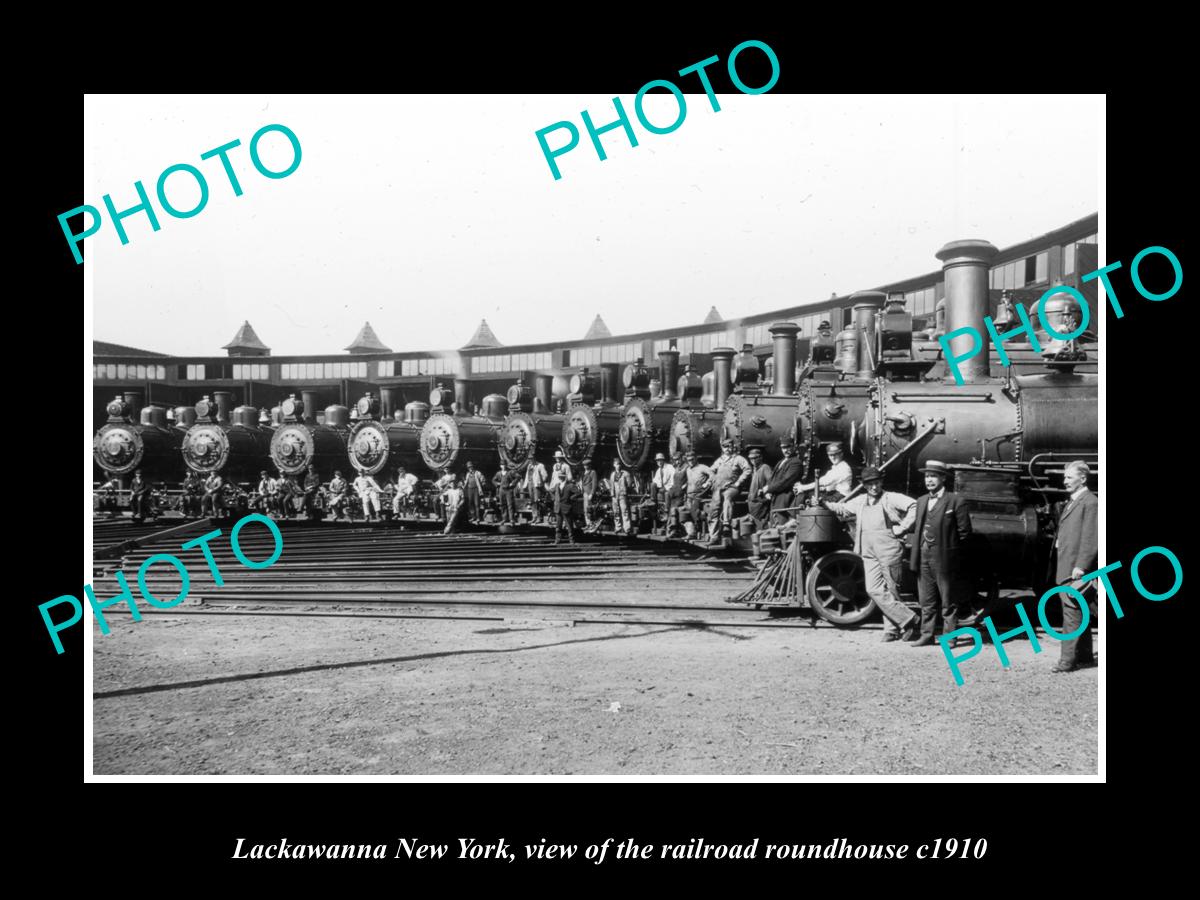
[92,611,1098,776]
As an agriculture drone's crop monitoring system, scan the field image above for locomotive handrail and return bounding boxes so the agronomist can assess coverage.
[890,391,994,402]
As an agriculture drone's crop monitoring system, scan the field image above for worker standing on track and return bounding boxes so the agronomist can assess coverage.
[201,471,224,517]
[442,478,465,534]
[609,459,637,536]
[580,459,599,531]
[463,461,487,524]
[494,464,517,524]
[526,457,550,524]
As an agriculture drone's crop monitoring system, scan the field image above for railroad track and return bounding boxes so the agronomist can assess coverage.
[88,519,842,629]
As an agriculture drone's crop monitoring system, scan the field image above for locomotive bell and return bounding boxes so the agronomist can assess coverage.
[1040,288,1085,338]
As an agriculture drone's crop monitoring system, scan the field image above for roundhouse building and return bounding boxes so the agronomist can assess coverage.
[92,215,1098,440]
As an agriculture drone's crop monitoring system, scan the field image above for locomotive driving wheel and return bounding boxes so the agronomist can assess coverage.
[805,551,876,626]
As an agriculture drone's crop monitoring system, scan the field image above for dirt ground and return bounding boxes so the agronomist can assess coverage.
[92,610,1098,776]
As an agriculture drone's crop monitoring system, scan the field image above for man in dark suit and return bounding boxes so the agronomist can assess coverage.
[1051,460,1098,673]
[762,439,803,525]
[909,460,973,647]
[746,448,774,530]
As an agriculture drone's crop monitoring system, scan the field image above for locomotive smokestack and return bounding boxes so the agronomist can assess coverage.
[711,347,735,410]
[533,374,554,414]
[123,391,144,419]
[380,387,402,420]
[769,323,800,396]
[850,292,886,379]
[301,390,320,425]
[454,378,472,414]
[599,363,622,406]
[657,350,680,401]
[212,391,233,425]
[936,239,999,382]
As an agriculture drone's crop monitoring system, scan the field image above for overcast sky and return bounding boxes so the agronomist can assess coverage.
[85,94,1100,356]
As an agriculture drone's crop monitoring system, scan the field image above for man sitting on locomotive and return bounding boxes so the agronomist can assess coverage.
[826,466,920,643]
[129,469,153,523]
[794,441,853,502]
[746,448,774,531]
[327,470,350,521]
[664,453,690,538]
[181,470,204,518]
[762,439,803,525]
[302,465,321,519]
[392,466,419,518]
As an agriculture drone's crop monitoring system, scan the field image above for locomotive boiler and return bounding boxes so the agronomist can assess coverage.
[93,391,188,483]
[615,350,688,469]
[269,391,353,481]
[668,350,732,463]
[560,363,624,473]
[418,379,508,476]
[347,390,429,477]
[497,375,564,474]
[721,325,803,465]
[181,391,274,484]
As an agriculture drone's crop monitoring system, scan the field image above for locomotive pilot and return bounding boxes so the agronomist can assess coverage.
[794,441,852,502]
[707,439,751,545]
[827,467,919,642]
[353,470,384,522]
[909,461,973,647]
[201,471,225,517]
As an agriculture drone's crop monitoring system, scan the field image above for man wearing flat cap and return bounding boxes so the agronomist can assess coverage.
[794,442,853,502]
[828,466,919,641]
[707,438,752,545]
[746,448,774,531]
[909,460,973,647]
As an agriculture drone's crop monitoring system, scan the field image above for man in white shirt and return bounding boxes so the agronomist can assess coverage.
[353,471,383,522]
[442,480,465,534]
[794,442,853,502]
[827,466,919,641]
[463,461,488,523]
[392,467,419,517]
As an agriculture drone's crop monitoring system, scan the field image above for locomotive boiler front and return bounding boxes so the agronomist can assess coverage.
[270,392,353,481]
[93,392,186,482]
[419,383,507,475]
[347,394,428,476]
[669,349,733,463]
[181,391,273,484]
[616,351,684,470]
[561,364,623,473]
[497,378,564,474]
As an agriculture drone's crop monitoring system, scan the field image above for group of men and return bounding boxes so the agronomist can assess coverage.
[822,456,1098,674]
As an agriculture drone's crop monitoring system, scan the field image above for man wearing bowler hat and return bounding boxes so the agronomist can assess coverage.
[828,466,919,641]
[909,460,973,647]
